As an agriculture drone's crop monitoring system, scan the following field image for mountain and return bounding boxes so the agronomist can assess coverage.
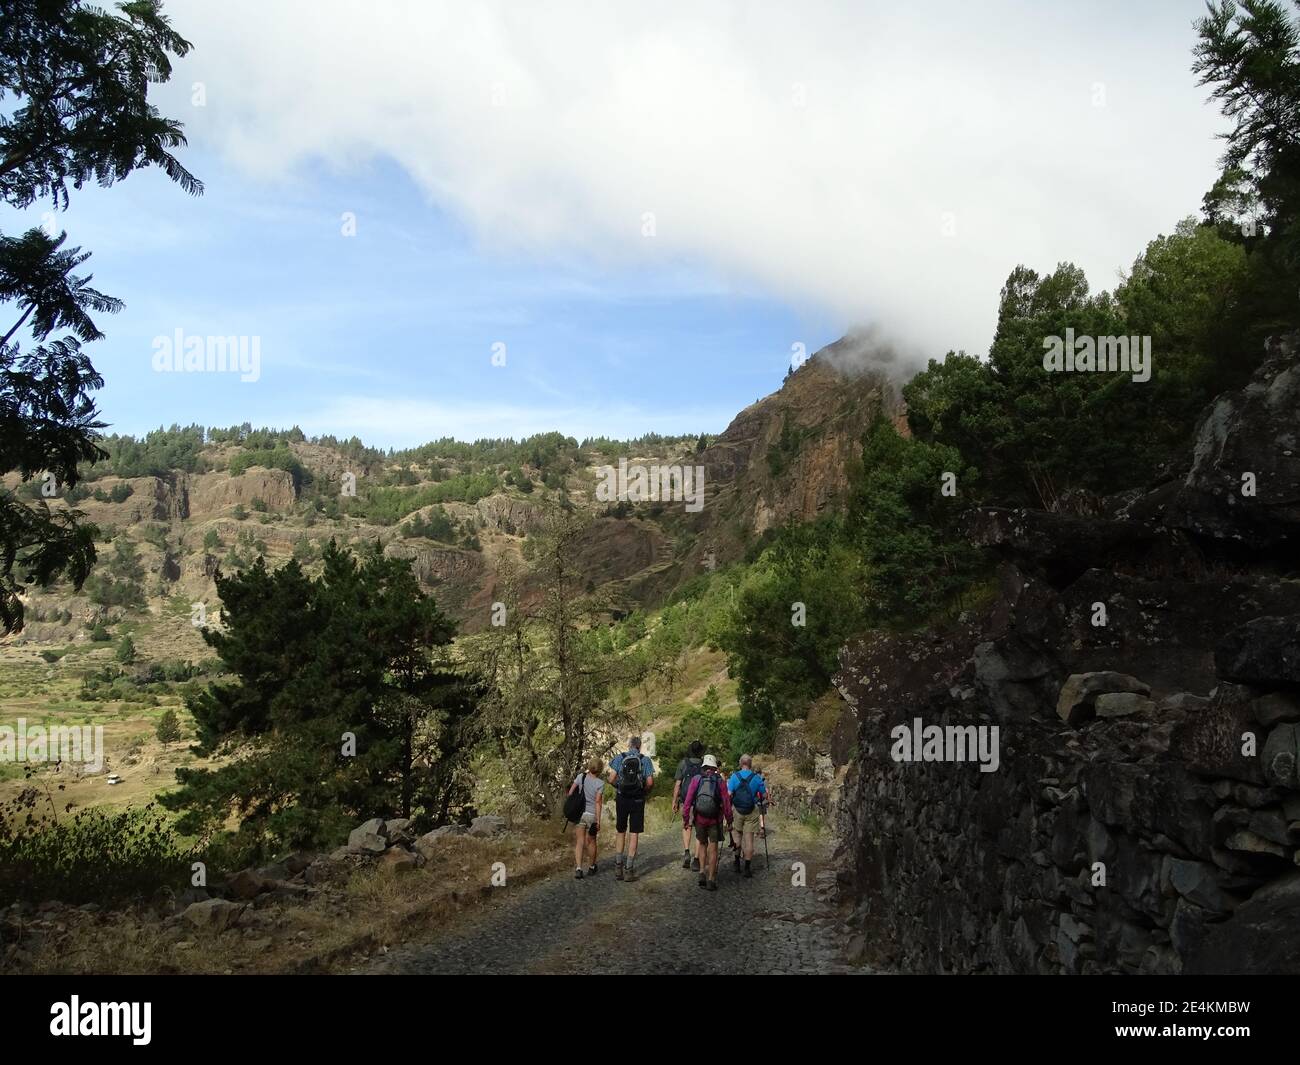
[2,337,899,646]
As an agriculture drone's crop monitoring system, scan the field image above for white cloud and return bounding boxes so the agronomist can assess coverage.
[164,0,1226,357]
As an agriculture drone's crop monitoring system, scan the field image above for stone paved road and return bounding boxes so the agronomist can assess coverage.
[370,817,864,974]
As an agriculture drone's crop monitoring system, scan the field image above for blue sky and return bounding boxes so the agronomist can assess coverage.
[2,1,1227,449]
[4,152,839,447]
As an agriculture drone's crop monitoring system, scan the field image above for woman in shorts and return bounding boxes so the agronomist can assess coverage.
[567,758,605,878]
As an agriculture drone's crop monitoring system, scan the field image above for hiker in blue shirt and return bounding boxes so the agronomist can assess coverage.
[727,754,767,878]
[607,735,655,882]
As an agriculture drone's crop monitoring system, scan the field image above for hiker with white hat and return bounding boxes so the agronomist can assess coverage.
[680,753,733,892]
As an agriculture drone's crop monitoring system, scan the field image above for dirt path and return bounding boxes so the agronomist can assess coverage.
[369,816,864,975]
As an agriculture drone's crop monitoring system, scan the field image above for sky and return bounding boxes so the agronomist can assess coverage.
[3,0,1229,448]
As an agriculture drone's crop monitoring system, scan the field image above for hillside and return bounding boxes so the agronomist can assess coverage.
[2,338,896,647]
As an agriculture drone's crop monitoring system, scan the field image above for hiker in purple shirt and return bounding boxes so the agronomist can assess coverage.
[681,754,733,892]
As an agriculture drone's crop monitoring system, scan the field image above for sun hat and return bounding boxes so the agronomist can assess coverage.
[702,754,719,768]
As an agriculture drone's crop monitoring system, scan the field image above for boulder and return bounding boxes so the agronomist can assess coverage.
[224,869,267,901]
[1095,692,1155,718]
[468,815,507,838]
[1056,672,1150,726]
[348,819,390,855]
[182,898,244,932]
[379,847,418,875]
[383,818,413,841]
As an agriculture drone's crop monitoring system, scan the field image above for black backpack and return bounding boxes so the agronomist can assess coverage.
[731,770,758,813]
[563,773,587,823]
[678,759,702,803]
[693,773,721,818]
[619,753,645,797]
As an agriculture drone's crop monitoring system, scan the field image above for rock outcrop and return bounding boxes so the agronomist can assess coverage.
[833,333,1300,974]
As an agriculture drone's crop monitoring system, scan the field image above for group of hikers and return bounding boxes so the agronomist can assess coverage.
[563,735,769,891]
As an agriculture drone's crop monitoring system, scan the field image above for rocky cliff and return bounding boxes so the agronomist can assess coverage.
[831,334,1300,974]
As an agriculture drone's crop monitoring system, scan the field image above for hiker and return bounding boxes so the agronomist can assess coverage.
[566,758,605,879]
[727,754,768,877]
[672,739,705,870]
[681,754,732,891]
[607,735,655,882]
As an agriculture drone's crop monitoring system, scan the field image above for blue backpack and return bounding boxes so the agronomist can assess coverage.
[731,770,761,813]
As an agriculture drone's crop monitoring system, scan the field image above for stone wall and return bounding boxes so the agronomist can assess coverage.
[831,336,1300,974]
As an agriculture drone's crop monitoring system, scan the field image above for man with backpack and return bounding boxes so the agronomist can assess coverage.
[607,735,655,882]
[672,739,705,871]
[681,754,732,891]
[727,754,767,878]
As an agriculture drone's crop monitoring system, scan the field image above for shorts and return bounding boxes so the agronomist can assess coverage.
[616,794,645,834]
[733,809,762,835]
[576,811,598,836]
[694,821,726,844]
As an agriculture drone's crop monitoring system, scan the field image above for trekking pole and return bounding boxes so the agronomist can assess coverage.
[759,800,770,870]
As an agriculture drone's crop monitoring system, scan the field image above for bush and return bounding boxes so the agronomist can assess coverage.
[0,795,195,905]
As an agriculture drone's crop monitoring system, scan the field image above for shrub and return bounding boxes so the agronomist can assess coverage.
[0,794,195,905]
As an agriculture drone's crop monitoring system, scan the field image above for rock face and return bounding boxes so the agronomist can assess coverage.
[186,468,297,518]
[832,333,1300,974]
[674,341,902,578]
[1162,331,1300,554]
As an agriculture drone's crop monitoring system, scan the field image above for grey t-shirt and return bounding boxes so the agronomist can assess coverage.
[573,772,604,817]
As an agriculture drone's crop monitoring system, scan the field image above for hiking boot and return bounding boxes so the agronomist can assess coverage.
[744,864,753,879]
[575,868,584,879]
[691,857,700,872]
[698,874,708,888]
[615,865,624,881]
[708,879,718,892]
[682,853,692,869]
[625,867,638,883]
[588,864,597,876]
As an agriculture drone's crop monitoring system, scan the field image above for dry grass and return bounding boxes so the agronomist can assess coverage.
[5,821,572,975]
